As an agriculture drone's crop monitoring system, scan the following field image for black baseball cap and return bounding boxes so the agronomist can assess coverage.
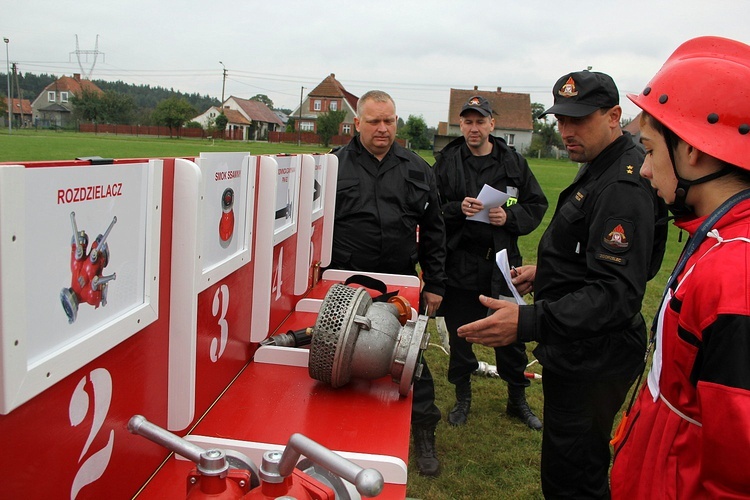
[460,96,493,117]
[538,71,619,118]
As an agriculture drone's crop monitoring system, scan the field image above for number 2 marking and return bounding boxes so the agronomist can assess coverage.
[69,368,114,499]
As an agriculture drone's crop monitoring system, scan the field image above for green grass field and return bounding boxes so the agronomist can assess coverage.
[0,129,682,499]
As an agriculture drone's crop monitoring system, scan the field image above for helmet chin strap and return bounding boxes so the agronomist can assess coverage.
[664,129,733,218]
[669,166,734,218]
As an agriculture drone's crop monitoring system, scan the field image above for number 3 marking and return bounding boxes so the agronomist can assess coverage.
[210,284,230,362]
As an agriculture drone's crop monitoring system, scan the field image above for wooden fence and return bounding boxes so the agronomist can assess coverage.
[77,124,246,140]
[268,131,353,146]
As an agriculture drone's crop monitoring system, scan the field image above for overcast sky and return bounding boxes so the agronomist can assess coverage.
[3,1,748,127]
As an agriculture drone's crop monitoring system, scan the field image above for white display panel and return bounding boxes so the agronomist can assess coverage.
[196,152,254,284]
[167,153,255,430]
[320,154,338,268]
[272,155,301,244]
[293,155,315,295]
[249,156,279,342]
[0,161,163,414]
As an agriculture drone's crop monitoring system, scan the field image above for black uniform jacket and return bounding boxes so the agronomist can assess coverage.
[331,136,447,297]
[434,135,548,296]
[518,133,667,379]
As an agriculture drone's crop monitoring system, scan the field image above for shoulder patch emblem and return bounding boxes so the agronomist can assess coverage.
[601,218,633,254]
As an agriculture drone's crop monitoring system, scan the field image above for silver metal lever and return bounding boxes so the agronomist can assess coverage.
[272,433,384,497]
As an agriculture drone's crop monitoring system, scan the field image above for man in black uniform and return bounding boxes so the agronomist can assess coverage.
[457,71,666,498]
[329,90,447,477]
[434,96,548,429]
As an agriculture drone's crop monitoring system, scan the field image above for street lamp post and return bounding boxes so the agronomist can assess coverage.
[297,86,304,146]
[4,37,10,134]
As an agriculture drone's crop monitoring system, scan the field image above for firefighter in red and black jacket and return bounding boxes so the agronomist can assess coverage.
[610,36,750,499]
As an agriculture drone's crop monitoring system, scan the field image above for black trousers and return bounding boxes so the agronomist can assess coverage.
[442,286,530,389]
[540,369,632,499]
[410,360,441,427]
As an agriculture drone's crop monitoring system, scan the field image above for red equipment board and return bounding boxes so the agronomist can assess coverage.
[0,153,417,499]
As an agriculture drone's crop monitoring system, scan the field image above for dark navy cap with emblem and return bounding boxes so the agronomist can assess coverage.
[538,71,619,119]
[460,96,493,117]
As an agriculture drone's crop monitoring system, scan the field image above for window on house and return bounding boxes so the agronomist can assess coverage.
[314,100,322,111]
[300,121,315,131]
[342,124,351,135]
[48,91,56,102]
[329,101,338,111]
[505,134,515,146]
[60,92,69,103]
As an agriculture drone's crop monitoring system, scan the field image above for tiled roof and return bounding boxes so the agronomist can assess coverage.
[44,75,103,95]
[231,97,284,126]
[309,73,358,110]
[221,107,251,125]
[449,88,533,131]
[3,97,32,115]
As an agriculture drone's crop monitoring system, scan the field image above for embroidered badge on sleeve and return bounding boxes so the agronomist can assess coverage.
[601,218,633,254]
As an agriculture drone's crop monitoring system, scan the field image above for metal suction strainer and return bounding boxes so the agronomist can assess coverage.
[308,283,429,396]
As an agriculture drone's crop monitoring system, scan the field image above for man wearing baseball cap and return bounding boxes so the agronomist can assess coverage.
[434,95,547,430]
[457,71,667,497]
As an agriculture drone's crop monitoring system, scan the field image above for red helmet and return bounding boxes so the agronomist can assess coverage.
[628,36,750,170]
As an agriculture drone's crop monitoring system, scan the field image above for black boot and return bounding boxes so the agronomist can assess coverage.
[447,382,471,426]
[506,386,542,431]
[412,424,440,477]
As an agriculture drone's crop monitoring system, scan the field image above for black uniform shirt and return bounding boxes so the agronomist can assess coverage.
[330,136,447,296]
[517,133,666,379]
[434,135,548,295]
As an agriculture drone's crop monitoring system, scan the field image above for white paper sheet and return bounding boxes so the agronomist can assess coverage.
[466,184,511,224]
[495,249,526,305]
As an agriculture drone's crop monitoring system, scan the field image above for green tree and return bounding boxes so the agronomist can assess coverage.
[401,115,431,150]
[0,94,7,117]
[101,91,136,124]
[151,97,196,138]
[529,119,564,158]
[250,94,274,108]
[316,109,347,147]
[70,88,104,123]
[70,89,134,124]
[215,112,229,135]
[528,102,563,158]
[531,102,546,131]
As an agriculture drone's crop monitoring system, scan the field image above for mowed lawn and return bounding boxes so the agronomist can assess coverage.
[0,129,330,161]
[1,129,681,499]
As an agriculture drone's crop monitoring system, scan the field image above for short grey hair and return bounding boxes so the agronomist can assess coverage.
[356,90,396,117]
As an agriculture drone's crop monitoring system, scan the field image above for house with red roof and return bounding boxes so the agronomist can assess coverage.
[434,86,534,153]
[31,73,103,128]
[193,96,284,141]
[2,97,33,128]
[288,73,358,136]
